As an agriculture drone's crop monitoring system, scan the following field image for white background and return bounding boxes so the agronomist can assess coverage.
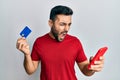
[0,0,120,80]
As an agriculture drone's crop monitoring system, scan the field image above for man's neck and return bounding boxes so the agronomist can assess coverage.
[49,32,55,39]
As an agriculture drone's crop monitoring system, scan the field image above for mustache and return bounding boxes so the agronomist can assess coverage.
[60,31,68,34]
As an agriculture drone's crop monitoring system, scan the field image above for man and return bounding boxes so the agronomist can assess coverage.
[16,5,104,80]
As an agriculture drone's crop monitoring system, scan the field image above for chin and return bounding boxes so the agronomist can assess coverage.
[58,38,64,42]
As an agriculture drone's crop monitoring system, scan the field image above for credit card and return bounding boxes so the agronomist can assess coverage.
[20,26,32,38]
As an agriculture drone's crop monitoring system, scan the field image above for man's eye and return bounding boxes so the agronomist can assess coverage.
[69,23,71,26]
[60,23,65,26]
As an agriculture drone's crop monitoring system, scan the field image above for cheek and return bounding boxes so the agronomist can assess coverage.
[52,26,60,35]
[58,25,66,31]
[58,27,64,34]
[55,26,64,33]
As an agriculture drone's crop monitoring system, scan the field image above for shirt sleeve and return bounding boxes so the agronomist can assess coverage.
[75,38,87,63]
[31,39,40,61]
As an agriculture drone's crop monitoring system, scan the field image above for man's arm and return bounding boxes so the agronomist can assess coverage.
[77,56,104,76]
[77,60,95,76]
[24,54,39,75]
[16,37,39,75]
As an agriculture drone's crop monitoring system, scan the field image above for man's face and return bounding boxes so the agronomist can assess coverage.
[50,14,72,42]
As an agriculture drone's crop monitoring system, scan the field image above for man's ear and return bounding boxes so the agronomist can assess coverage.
[48,20,53,28]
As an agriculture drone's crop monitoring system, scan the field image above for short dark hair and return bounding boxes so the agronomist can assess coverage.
[50,5,73,21]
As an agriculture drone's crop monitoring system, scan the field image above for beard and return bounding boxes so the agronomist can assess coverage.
[51,26,68,42]
[51,27,59,41]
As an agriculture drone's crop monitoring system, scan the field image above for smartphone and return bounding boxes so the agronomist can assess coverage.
[88,47,108,69]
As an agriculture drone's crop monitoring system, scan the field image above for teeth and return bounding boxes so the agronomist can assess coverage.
[63,33,66,34]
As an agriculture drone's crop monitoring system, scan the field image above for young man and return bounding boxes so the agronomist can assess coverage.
[16,5,104,80]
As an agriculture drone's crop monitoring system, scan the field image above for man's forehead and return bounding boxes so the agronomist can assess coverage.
[55,14,72,23]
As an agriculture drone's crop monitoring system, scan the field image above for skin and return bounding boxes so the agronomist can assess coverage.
[16,14,104,76]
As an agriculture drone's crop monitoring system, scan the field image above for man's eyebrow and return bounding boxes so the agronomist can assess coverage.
[60,22,66,24]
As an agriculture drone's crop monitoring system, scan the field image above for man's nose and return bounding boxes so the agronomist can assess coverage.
[64,25,70,31]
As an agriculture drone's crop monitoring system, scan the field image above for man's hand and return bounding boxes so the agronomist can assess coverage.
[16,37,30,55]
[89,56,105,72]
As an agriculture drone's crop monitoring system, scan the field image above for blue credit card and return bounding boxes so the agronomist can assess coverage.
[20,26,32,38]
